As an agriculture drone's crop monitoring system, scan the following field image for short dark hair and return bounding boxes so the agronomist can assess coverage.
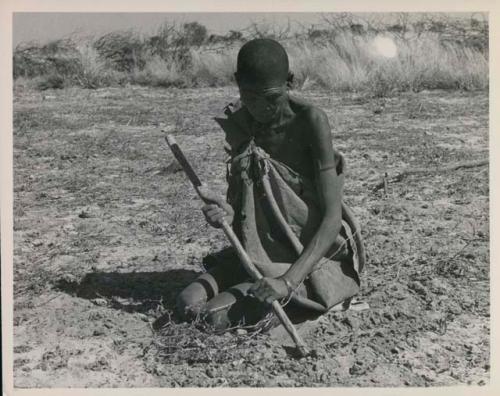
[236,38,289,87]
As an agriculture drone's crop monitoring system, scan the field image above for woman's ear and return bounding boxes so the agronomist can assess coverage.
[286,71,294,89]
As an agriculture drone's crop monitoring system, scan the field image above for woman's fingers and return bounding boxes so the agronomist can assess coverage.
[206,207,223,217]
[202,205,222,216]
[202,206,213,220]
[198,186,223,206]
[248,278,288,304]
[249,280,273,303]
[212,213,226,223]
[206,208,228,222]
[204,203,231,222]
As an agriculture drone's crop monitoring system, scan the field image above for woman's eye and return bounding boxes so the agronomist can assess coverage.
[265,95,281,105]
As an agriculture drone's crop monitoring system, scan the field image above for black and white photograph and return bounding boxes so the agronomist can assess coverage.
[2,3,496,392]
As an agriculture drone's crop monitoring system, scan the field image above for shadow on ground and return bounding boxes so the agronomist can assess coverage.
[56,269,201,314]
[54,268,320,328]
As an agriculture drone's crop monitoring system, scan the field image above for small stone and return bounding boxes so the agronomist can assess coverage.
[137,313,149,322]
[231,359,244,367]
[408,281,427,296]
[236,329,248,336]
[78,210,91,219]
[32,239,43,247]
[383,312,396,321]
[166,160,183,174]
[93,328,105,336]
[277,378,296,387]
[206,367,217,378]
[344,314,360,330]
[60,273,77,283]
[98,356,108,365]
[350,362,364,375]
[448,302,462,315]
[436,359,450,373]
[429,279,448,295]
[91,298,108,306]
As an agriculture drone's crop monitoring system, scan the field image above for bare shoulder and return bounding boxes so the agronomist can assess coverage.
[289,95,329,127]
[289,95,341,171]
[289,95,331,146]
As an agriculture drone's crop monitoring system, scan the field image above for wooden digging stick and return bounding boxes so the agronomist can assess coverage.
[164,133,308,357]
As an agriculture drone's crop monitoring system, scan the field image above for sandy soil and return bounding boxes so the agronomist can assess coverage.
[12,85,489,387]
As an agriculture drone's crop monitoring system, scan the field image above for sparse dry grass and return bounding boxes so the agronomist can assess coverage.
[13,17,488,95]
[287,33,487,94]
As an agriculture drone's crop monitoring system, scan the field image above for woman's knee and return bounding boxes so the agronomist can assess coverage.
[204,283,268,330]
[176,272,222,319]
[176,283,206,320]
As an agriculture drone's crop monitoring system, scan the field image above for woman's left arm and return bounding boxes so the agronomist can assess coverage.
[249,107,344,303]
[280,107,344,289]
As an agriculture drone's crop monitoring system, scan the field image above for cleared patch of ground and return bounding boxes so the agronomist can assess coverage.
[13,86,489,387]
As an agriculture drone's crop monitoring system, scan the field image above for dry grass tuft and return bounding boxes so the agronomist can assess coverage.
[152,311,276,364]
[287,32,488,95]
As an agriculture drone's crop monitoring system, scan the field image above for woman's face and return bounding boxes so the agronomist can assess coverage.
[238,84,288,124]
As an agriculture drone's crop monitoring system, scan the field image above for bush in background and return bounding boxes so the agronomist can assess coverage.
[14,39,82,79]
[94,31,146,72]
[12,14,489,96]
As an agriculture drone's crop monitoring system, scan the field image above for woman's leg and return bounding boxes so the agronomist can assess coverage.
[204,282,271,330]
[175,272,222,321]
[176,250,249,321]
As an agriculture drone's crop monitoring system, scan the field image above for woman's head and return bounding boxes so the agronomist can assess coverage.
[235,39,290,123]
[236,38,289,88]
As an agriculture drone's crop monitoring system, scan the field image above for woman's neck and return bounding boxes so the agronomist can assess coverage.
[261,98,295,130]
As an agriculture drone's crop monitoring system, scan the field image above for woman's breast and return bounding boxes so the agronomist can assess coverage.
[255,130,313,179]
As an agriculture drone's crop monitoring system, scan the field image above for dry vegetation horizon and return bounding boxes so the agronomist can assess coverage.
[13,13,488,97]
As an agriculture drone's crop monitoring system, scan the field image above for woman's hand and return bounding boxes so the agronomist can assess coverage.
[249,277,291,305]
[198,185,234,229]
